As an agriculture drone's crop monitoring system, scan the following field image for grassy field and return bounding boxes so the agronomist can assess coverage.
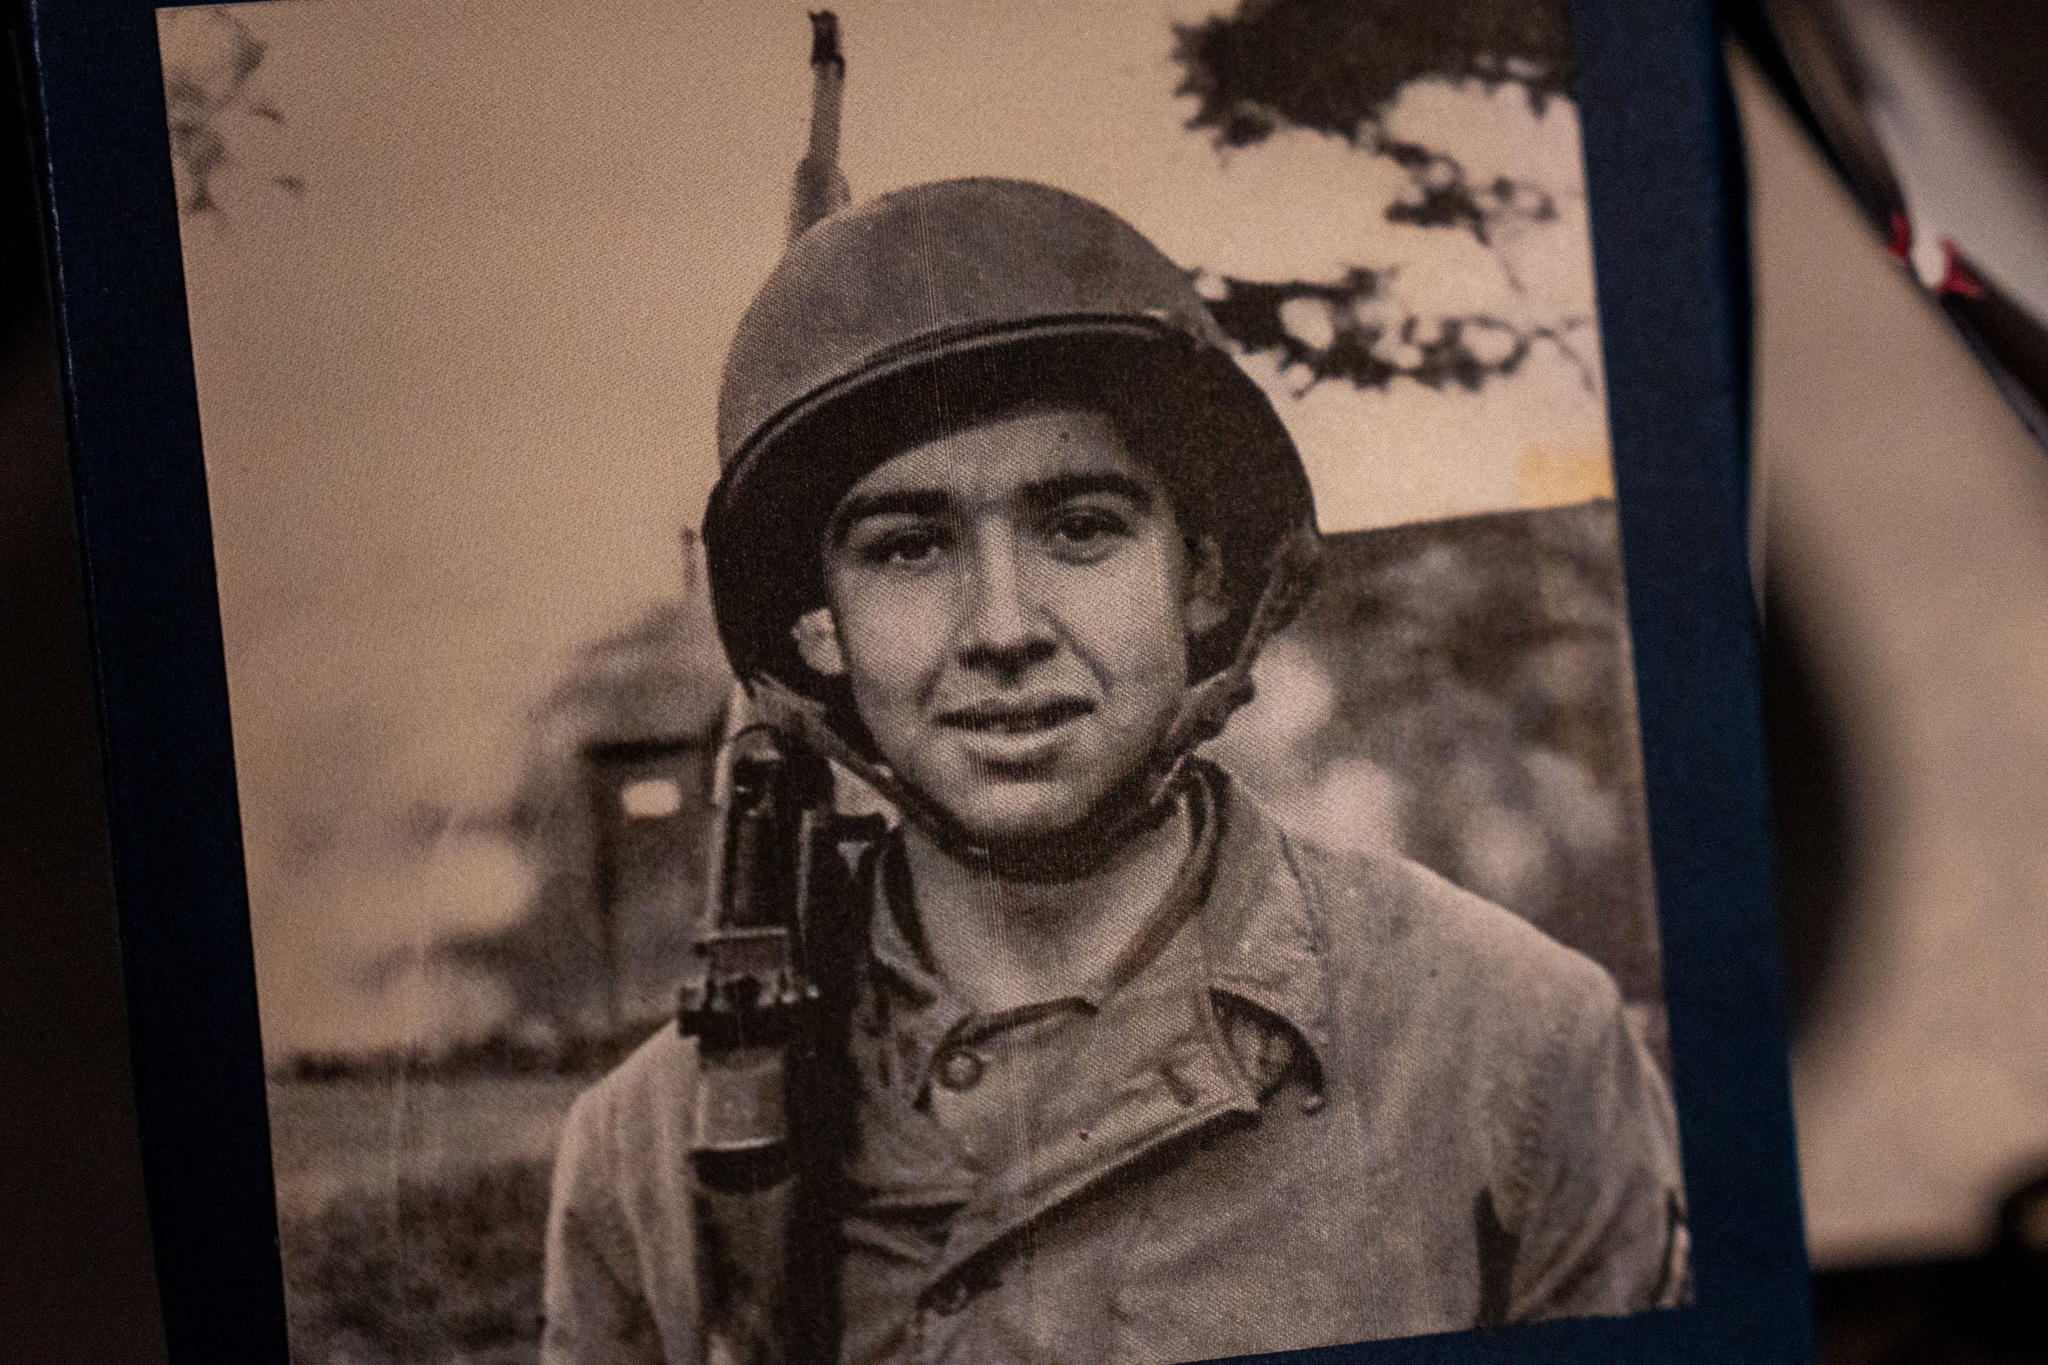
[270,1077,588,1364]
[268,1076,585,1219]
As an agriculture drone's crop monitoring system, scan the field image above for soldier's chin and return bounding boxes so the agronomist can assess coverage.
[944,784,1095,847]
[898,768,1171,882]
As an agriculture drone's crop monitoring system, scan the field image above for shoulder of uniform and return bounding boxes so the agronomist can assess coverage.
[558,1024,699,1157]
[1275,829,1668,1231]
[1284,834,1622,1039]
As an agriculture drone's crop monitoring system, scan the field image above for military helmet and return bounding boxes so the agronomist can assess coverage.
[702,177,1318,697]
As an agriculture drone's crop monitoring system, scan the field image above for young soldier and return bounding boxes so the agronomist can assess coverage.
[543,179,1687,1365]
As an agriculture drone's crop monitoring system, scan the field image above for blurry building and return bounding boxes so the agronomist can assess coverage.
[465,541,733,1051]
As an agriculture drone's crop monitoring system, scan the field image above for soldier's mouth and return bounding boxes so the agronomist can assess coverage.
[936,697,1095,735]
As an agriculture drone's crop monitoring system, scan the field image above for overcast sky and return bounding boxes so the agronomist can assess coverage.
[161,0,1617,1055]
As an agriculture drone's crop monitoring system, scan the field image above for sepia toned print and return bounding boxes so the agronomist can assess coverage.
[160,1,1686,1361]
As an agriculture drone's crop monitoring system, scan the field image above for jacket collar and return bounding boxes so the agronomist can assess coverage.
[861,761,1332,1080]
[1193,762,1335,1080]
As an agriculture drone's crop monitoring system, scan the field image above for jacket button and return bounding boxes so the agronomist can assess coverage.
[928,1277,973,1315]
[935,1048,985,1092]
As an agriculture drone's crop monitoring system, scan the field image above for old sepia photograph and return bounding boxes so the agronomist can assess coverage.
[158,0,1689,1360]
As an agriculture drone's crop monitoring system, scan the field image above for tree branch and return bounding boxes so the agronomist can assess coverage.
[1201,270,1593,396]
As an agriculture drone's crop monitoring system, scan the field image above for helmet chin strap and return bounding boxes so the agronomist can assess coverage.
[748,525,1323,885]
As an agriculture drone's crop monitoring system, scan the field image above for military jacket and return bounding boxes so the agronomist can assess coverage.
[541,772,1687,1364]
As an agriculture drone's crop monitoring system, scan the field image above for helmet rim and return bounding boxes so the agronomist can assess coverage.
[703,320,1315,700]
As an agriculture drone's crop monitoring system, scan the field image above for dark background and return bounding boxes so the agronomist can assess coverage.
[1,6,170,1360]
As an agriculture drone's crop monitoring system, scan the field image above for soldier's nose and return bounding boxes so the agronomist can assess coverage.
[957,543,1055,678]
[958,635,1057,681]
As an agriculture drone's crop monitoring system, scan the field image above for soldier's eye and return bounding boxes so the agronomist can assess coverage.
[1047,506,1130,551]
[854,523,948,568]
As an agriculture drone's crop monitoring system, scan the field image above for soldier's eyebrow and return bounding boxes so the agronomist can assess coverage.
[1019,473,1156,512]
[827,488,950,544]
[827,473,1157,545]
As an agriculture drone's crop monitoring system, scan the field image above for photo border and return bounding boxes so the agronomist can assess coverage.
[17,0,1814,1358]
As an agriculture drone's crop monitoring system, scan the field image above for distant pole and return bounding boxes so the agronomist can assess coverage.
[789,11,850,241]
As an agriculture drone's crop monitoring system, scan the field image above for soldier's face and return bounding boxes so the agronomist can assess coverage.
[796,406,1227,845]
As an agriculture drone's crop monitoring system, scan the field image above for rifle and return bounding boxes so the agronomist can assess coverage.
[678,716,883,1364]
[681,20,864,1359]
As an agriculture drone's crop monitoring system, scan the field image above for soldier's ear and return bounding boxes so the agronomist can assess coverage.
[1181,534,1230,641]
[791,607,848,677]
